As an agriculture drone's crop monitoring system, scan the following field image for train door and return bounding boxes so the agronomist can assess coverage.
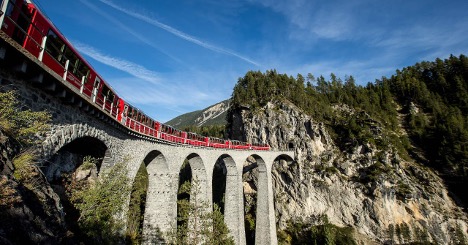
[92,77,100,103]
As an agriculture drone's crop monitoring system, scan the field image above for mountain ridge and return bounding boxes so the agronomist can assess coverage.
[165,99,230,128]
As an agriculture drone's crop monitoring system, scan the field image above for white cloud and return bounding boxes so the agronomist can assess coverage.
[79,0,186,66]
[249,0,361,41]
[73,42,161,85]
[98,0,261,66]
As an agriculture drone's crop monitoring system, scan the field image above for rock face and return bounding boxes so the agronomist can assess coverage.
[231,100,468,244]
[0,131,69,244]
[0,130,20,175]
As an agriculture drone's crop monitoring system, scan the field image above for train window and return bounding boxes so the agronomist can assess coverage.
[5,0,16,17]
[76,61,90,81]
[100,85,114,102]
[123,105,128,116]
[101,85,110,98]
[64,47,78,72]
[45,29,66,65]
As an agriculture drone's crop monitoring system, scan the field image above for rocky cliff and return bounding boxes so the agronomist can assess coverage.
[0,130,69,244]
[231,99,468,244]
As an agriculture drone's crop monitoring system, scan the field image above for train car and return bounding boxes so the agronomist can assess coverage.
[252,144,270,151]
[0,0,270,151]
[209,137,228,149]
[186,132,208,147]
[1,0,121,117]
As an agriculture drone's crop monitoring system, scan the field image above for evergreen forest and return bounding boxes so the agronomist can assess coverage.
[228,54,468,206]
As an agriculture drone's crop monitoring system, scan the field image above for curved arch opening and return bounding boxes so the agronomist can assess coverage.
[271,154,296,243]
[175,153,207,244]
[139,150,171,244]
[45,136,107,181]
[242,155,261,245]
[212,155,233,214]
[45,136,108,241]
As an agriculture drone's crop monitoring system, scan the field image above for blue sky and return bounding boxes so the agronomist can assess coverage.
[35,0,468,122]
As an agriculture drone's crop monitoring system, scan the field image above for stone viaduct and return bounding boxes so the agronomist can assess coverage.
[0,30,294,244]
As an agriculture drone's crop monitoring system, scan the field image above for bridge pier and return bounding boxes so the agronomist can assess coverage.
[0,32,295,245]
[255,158,278,245]
[223,157,245,245]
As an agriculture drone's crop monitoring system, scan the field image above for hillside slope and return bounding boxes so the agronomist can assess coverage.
[232,99,467,244]
[165,100,230,128]
[227,56,468,244]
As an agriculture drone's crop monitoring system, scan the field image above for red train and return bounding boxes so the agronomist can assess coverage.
[0,0,270,151]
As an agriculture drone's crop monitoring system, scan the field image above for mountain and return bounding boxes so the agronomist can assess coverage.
[235,99,467,244]
[165,100,230,128]
[228,56,468,244]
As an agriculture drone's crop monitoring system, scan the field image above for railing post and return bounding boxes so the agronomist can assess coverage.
[38,35,47,61]
[0,0,9,28]
[80,76,85,94]
[102,96,106,110]
[63,59,69,80]
[92,87,97,103]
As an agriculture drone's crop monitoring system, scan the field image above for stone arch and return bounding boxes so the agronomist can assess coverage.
[271,154,296,233]
[274,154,294,163]
[42,135,109,240]
[213,154,244,244]
[184,153,208,201]
[143,150,169,174]
[41,124,114,165]
[212,154,236,212]
[44,135,108,182]
[141,149,175,243]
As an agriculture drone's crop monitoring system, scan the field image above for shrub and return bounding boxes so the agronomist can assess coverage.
[12,150,42,190]
[70,161,131,244]
[0,90,50,145]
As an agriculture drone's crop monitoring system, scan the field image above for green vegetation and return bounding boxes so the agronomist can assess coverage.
[228,70,402,154]
[80,156,97,170]
[277,216,357,245]
[183,124,226,138]
[388,56,468,176]
[0,90,50,145]
[0,176,21,208]
[126,163,149,244]
[229,55,468,203]
[12,150,39,188]
[170,160,234,245]
[243,178,257,244]
[70,160,131,244]
[0,89,51,200]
